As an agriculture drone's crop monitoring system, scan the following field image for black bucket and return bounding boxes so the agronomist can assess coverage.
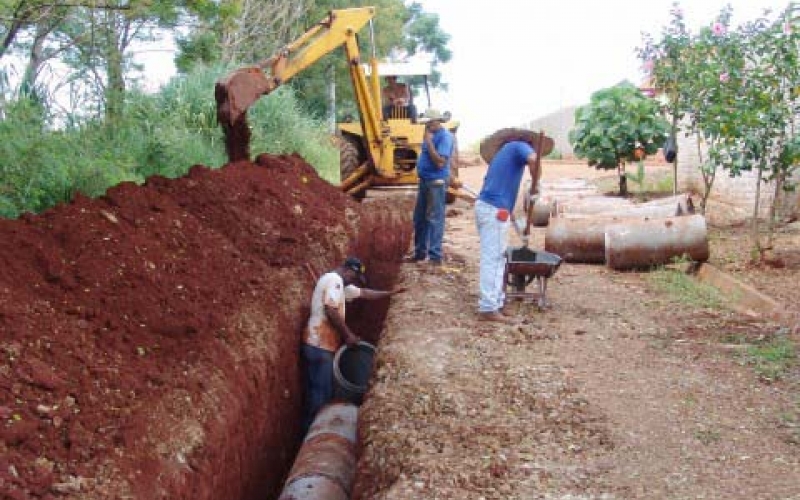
[333,341,376,405]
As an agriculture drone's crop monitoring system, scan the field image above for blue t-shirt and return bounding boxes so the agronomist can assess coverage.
[478,141,535,211]
[416,128,455,181]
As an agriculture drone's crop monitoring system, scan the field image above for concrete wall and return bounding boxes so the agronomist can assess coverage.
[527,106,579,157]
[677,133,800,219]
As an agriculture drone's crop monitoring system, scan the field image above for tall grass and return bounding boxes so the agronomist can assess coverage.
[0,64,338,218]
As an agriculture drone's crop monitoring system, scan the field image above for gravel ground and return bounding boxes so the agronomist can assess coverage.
[353,159,800,500]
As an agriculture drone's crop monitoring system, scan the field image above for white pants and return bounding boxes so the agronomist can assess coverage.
[475,200,509,313]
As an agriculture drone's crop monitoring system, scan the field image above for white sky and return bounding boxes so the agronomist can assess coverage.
[135,0,790,145]
[417,0,790,144]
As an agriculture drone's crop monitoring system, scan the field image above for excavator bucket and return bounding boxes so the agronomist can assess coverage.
[215,67,275,128]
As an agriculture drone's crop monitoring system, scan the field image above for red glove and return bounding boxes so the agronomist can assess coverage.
[496,208,510,222]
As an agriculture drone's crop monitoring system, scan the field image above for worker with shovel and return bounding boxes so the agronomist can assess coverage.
[302,257,406,432]
[475,130,542,323]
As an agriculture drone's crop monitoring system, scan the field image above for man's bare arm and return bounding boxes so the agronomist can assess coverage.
[526,152,541,196]
[425,132,447,167]
[324,305,359,345]
[358,287,407,301]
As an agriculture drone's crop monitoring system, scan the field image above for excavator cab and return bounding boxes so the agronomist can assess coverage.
[338,60,463,202]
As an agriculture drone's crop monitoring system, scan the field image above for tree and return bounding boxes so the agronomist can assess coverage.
[641,3,800,259]
[56,0,181,124]
[569,82,670,196]
[0,0,50,60]
[638,2,692,195]
[175,0,452,119]
[724,5,800,255]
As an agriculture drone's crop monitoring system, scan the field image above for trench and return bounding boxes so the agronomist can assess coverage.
[224,195,411,500]
[209,102,407,500]
[0,154,412,500]
[268,256,402,500]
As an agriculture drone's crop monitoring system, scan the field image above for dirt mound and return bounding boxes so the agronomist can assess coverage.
[0,155,411,499]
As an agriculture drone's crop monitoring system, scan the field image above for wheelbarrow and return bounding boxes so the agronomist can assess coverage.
[505,184,562,309]
[503,245,562,309]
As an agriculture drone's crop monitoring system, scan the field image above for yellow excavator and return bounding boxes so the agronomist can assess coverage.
[215,6,470,202]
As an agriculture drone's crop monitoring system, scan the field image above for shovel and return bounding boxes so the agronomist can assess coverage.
[463,184,530,246]
[511,216,530,248]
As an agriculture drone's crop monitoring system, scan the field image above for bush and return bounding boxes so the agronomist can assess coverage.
[569,82,669,194]
[0,64,339,218]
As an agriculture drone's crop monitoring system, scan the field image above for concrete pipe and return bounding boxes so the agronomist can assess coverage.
[553,196,634,216]
[556,203,686,220]
[636,193,695,213]
[544,218,613,263]
[278,402,358,500]
[526,196,554,227]
[605,214,710,270]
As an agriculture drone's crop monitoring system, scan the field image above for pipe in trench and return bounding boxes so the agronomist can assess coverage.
[277,402,358,500]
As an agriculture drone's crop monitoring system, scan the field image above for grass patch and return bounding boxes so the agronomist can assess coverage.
[648,267,726,309]
[694,427,722,445]
[647,173,674,194]
[778,401,800,445]
[593,164,674,198]
[744,334,796,382]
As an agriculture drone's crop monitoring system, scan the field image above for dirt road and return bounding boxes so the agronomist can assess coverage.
[354,160,800,499]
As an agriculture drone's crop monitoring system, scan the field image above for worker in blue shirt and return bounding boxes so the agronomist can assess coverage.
[408,109,455,266]
[475,136,539,323]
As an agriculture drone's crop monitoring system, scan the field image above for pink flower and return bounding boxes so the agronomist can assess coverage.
[784,22,792,35]
[719,72,730,83]
[643,59,655,72]
[712,22,726,36]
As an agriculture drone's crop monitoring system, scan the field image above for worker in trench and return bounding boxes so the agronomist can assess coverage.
[302,257,406,432]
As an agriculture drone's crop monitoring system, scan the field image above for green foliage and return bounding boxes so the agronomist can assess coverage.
[651,173,675,194]
[173,1,453,121]
[0,64,338,218]
[625,161,646,190]
[569,83,669,170]
[639,3,800,244]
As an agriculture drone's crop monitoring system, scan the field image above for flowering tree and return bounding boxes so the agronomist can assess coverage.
[728,6,800,253]
[569,83,669,196]
[637,3,692,195]
[639,5,740,213]
[640,3,800,258]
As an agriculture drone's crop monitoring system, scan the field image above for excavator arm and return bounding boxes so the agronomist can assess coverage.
[215,7,385,162]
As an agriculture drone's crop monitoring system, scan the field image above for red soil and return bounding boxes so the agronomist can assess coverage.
[0,154,410,500]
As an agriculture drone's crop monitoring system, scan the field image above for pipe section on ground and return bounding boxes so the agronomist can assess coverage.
[523,195,554,227]
[278,402,358,500]
[532,198,553,227]
[554,194,694,217]
[544,216,649,263]
[555,203,686,220]
[553,196,633,216]
[604,214,709,270]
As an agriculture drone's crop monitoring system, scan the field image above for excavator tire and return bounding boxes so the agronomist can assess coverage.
[336,135,366,200]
